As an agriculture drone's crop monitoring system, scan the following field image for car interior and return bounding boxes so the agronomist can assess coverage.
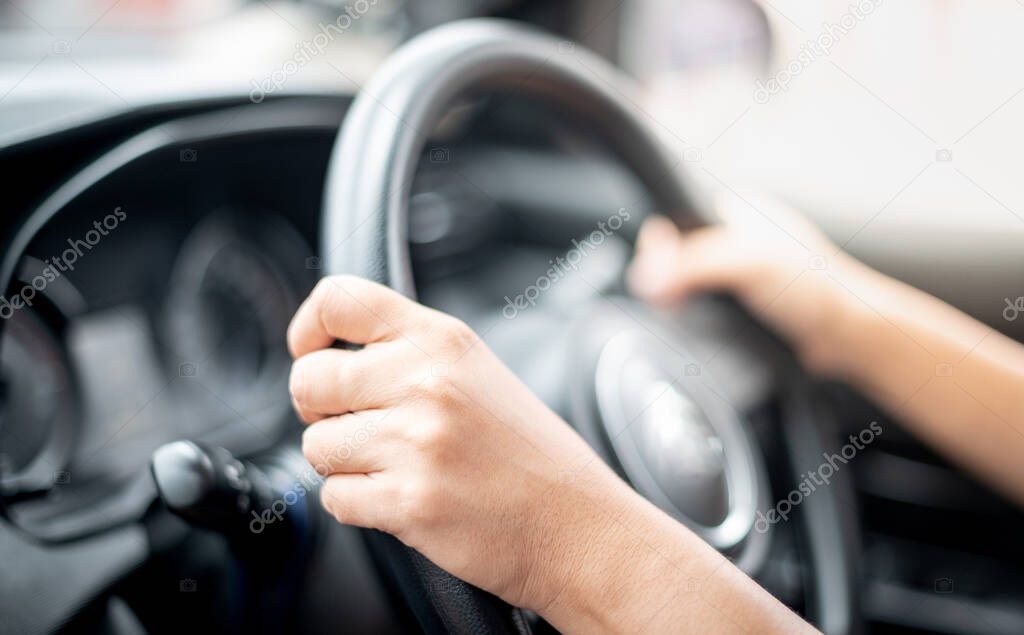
[1,1,1022,634]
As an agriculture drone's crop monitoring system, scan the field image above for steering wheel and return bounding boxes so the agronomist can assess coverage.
[322,18,860,635]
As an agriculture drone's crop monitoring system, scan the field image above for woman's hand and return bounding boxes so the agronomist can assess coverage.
[628,191,1024,509]
[288,274,816,633]
[627,193,872,377]
[286,275,633,614]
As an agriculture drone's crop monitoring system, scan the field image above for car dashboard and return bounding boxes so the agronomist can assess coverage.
[0,92,676,634]
[0,99,344,543]
[2,86,1024,635]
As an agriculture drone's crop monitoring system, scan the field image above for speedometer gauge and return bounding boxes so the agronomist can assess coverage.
[164,211,311,419]
[0,306,76,497]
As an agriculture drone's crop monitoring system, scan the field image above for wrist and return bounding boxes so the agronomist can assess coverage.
[528,472,700,633]
[526,467,811,634]
[523,471,639,630]
[798,254,883,380]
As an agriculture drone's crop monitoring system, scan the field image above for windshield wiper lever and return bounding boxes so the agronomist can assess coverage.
[150,441,298,551]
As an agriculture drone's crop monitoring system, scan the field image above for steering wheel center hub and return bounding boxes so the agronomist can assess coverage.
[592,329,765,553]
[605,352,730,527]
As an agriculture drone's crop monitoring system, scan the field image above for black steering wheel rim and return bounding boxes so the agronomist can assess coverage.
[322,19,709,299]
[321,17,857,635]
[322,18,709,635]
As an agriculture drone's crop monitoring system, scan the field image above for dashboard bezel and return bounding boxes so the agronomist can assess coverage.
[0,99,349,542]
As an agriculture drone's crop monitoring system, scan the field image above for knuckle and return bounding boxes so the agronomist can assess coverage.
[312,277,338,307]
[439,317,477,353]
[320,295,347,333]
[323,274,367,308]
[420,372,463,416]
[405,416,447,452]
[408,413,459,468]
[336,355,367,392]
[328,273,360,288]
[418,370,451,398]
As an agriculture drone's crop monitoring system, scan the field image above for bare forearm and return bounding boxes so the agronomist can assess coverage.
[623,202,1024,631]
[541,481,815,634]
[828,264,1024,505]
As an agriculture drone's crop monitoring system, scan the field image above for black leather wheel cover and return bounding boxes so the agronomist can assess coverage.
[323,19,708,298]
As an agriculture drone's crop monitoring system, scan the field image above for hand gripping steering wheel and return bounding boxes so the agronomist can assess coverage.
[322,18,859,635]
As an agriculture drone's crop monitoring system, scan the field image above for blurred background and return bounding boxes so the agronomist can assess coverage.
[2,0,1022,325]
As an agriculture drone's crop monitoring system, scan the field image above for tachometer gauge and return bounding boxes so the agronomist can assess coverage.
[0,305,76,498]
[164,211,312,435]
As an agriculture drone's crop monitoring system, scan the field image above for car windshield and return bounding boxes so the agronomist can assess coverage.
[0,0,406,141]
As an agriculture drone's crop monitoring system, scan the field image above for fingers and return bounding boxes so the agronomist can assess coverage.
[634,215,679,253]
[287,275,422,358]
[320,473,395,531]
[302,411,388,475]
[628,218,750,305]
[290,346,416,419]
[291,393,325,427]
